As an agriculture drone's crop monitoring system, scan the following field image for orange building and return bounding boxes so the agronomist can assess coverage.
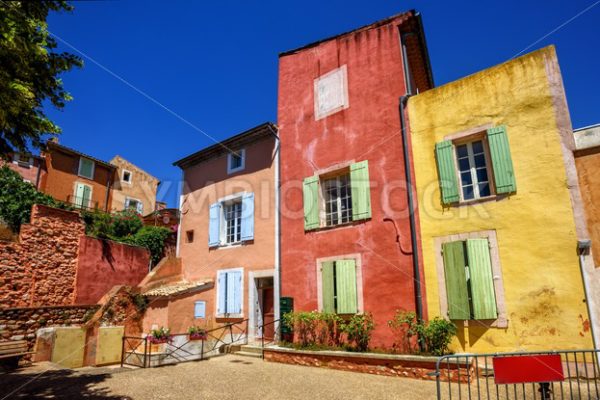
[141,123,279,342]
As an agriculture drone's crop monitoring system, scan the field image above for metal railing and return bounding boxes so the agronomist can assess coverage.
[121,319,249,368]
[67,195,98,210]
[260,318,281,359]
[433,349,600,400]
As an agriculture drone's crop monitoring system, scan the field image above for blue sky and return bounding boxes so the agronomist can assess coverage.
[46,0,600,208]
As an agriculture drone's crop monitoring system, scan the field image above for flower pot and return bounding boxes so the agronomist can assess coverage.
[189,333,208,341]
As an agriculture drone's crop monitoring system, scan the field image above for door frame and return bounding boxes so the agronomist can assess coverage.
[248,269,276,340]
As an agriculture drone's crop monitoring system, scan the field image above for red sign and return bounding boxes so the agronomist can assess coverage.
[493,355,564,384]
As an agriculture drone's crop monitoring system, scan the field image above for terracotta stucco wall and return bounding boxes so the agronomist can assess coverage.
[407,46,592,352]
[42,149,113,211]
[110,155,159,214]
[74,236,150,304]
[278,15,426,348]
[2,157,46,189]
[574,147,600,267]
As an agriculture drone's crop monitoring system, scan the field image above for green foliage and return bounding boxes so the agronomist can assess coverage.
[0,1,82,156]
[130,226,171,265]
[149,326,171,342]
[344,313,375,352]
[388,310,457,356]
[0,165,71,231]
[283,311,318,347]
[110,209,143,238]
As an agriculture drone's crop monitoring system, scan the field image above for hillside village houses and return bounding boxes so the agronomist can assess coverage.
[1,8,600,376]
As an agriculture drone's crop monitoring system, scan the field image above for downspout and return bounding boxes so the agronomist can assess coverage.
[578,240,599,349]
[399,28,425,330]
[104,169,113,211]
[175,170,184,258]
[267,123,281,340]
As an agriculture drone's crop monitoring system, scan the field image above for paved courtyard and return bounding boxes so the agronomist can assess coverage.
[1,354,439,399]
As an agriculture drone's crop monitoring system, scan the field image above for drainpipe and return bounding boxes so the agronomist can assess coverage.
[399,29,425,334]
[267,123,281,341]
[578,240,599,349]
[104,169,113,211]
[175,170,184,258]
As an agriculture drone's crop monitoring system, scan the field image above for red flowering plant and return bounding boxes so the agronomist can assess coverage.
[188,326,208,341]
[148,327,171,344]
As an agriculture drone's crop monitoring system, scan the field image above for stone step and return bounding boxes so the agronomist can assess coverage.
[239,345,263,354]
[234,351,263,359]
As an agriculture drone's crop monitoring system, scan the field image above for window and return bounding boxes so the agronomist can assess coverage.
[314,65,349,120]
[208,193,254,247]
[227,149,245,174]
[12,153,33,168]
[303,160,371,231]
[194,301,206,318]
[435,126,516,205]
[74,183,92,209]
[455,140,492,200]
[442,238,498,321]
[224,201,242,244]
[122,170,132,184]
[125,197,143,214]
[323,174,352,226]
[217,269,243,316]
[78,157,95,180]
[321,259,358,314]
[186,230,194,243]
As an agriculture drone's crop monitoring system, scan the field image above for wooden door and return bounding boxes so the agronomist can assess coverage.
[262,287,275,340]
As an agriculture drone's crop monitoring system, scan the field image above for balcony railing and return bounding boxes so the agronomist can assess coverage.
[67,195,98,210]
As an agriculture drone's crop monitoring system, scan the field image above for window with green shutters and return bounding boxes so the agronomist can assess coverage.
[302,160,371,231]
[321,259,358,314]
[435,125,516,205]
[442,238,498,320]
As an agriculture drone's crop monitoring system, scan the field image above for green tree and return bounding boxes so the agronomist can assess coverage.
[0,1,82,156]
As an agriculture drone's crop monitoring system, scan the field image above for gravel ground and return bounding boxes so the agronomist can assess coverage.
[1,355,439,399]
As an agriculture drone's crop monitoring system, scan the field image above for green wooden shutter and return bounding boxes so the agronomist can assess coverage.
[487,126,516,194]
[435,141,460,204]
[321,261,335,313]
[303,175,320,230]
[350,160,372,221]
[335,259,358,314]
[442,241,470,320]
[466,239,498,320]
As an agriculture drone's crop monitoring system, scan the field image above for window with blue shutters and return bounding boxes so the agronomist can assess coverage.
[208,192,255,247]
[217,269,243,316]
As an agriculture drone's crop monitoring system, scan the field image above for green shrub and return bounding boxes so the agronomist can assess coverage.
[343,313,375,352]
[387,310,457,356]
[130,226,172,264]
[283,311,318,347]
[388,310,420,353]
[110,209,143,238]
[420,317,457,356]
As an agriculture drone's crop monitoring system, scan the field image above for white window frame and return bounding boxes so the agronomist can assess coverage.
[315,253,364,313]
[227,149,246,174]
[434,230,508,328]
[314,65,350,120]
[12,153,33,169]
[221,199,243,245]
[194,301,206,319]
[215,267,244,318]
[78,157,95,180]
[215,192,245,247]
[454,138,494,202]
[121,169,133,184]
[321,173,353,227]
[125,197,143,214]
[74,182,93,209]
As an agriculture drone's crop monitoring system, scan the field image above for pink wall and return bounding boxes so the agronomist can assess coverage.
[278,13,430,348]
[74,236,149,304]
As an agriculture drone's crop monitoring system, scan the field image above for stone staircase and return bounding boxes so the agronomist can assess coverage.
[231,344,263,359]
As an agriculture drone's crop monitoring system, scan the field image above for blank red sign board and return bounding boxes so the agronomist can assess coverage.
[493,355,564,384]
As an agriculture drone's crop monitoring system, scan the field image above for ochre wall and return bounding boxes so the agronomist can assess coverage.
[277,15,427,348]
[74,236,150,304]
[407,46,592,352]
[574,146,600,267]
[110,155,159,214]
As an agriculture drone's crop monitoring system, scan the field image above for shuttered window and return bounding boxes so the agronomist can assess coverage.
[208,193,254,247]
[303,160,371,231]
[442,239,498,320]
[321,259,358,314]
[434,125,516,205]
[217,270,242,315]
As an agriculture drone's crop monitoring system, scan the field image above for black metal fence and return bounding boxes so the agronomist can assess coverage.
[121,319,249,368]
[433,350,600,400]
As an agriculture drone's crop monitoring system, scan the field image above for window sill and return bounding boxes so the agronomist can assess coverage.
[450,194,505,207]
[215,315,244,321]
[306,218,370,234]
[77,174,94,180]
[227,167,245,175]
[210,240,253,250]
[453,318,508,329]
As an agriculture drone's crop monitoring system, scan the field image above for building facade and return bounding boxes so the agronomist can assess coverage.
[407,46,594,352]
[2,153,46,190]
[110,155,160,215]
[142,123,279,340]
[278,11,433,348]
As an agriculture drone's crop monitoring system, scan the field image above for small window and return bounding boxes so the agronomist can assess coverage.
[78,157,95,180]
[194,301,206,318]
[223,200,242,244]
[13,153,33,168]
[322,173,352,226]
[314,65,349,120]
[125,198,143,214]
[455,140,492,201]
[227,149,245,174]
[186,230,194,243]
[122,170,132,184]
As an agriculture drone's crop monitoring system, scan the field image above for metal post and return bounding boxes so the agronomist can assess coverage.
[201,337,204,361]
[144,337,149,368]
[120,337,125,368]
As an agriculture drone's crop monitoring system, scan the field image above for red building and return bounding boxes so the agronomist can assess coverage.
[278,10,433,347]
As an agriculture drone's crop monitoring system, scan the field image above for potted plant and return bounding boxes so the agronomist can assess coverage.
[148,327,171,344]
[188,326,208,341]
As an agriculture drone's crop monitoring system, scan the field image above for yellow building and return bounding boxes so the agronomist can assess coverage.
[407,46,593,352]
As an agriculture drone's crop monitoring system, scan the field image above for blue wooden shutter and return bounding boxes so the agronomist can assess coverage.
[435,141,460,204]
[194,301,206,318]
[241,193,255,241]
[227,270,242,314]
[208,202,221,247]
[217,272,226,314]
[487,126,517,194]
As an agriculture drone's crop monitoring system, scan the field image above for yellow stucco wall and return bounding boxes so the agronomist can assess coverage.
[407,46,592,352]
